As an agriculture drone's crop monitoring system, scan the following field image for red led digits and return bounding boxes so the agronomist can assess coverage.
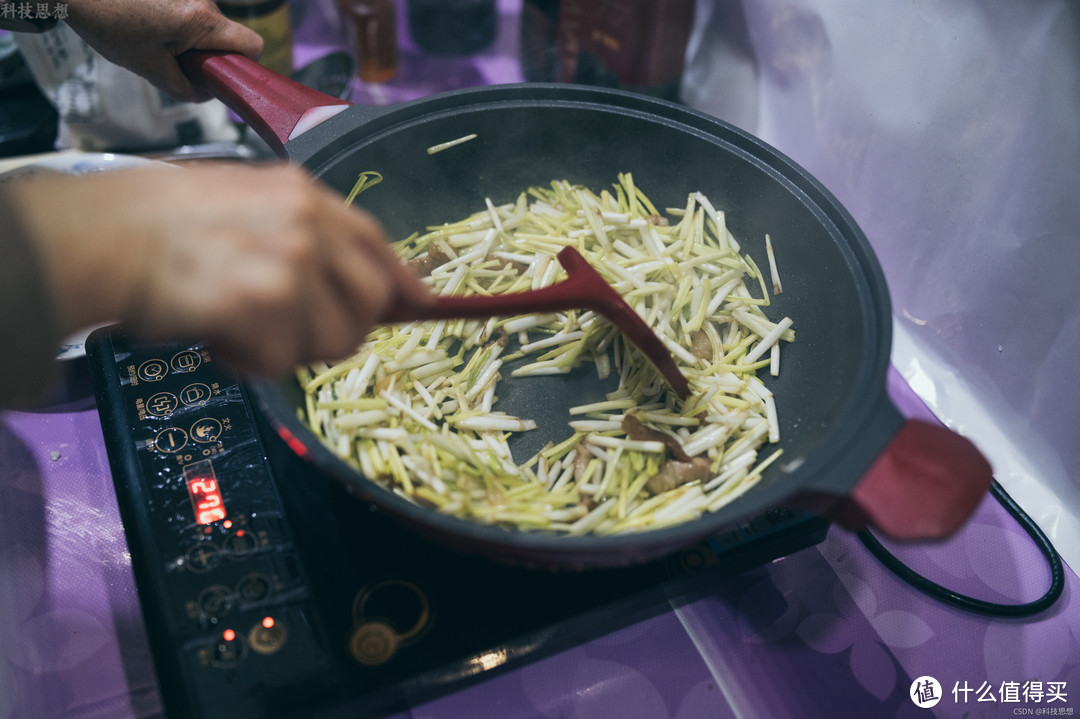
[183,460,228,525]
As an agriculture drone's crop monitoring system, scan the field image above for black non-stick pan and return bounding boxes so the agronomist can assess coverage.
[179,51,992,569]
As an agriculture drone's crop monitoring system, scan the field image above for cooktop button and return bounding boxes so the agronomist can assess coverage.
[154,427,188,453]
[207,630,245,667]
[196,584,234,619]
[146,392,178,417]
[137,359,168,382]
[184,542,221,573]
[191,418,223,443]
[349,620,399,666]
[248,617,287,655]
[171,350,202,373]
[180,383,212,406]
[222,529,258,557]
[236,572,273,602]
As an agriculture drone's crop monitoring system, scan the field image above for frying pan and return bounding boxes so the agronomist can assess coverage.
[179,51,993,569]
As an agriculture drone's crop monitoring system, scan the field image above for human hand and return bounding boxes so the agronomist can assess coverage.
[63,0,264,102]
[13,163,431,378]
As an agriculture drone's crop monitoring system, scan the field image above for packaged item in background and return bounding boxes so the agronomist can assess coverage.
[12,23,239,152]
[0,31,57,156]
[338,0,398,83]
[520,0,696,101]
[218,0,295,76]
[519,0,558,82]
[407,0,496,55]
[682,0,1080,568]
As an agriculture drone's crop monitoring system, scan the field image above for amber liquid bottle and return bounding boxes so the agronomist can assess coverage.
[217,0,295,77]
[338,0,399,83]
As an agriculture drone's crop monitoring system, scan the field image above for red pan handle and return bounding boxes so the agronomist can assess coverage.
[178,50,351,157]
[818,418,993,539]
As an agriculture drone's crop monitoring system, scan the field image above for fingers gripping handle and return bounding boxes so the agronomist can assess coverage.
[829,419,994,539]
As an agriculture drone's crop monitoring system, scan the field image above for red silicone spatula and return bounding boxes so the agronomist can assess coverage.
[380,246,691,399]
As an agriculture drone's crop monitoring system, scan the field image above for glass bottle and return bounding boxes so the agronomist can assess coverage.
[407,0,496,56]
[519,0,559,82]
[520,0,696,101]
[217,0,295,77]
[337,0,399,84]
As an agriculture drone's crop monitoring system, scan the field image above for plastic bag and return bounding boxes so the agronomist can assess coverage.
[683,0,1080,565]
[13,22,239,152]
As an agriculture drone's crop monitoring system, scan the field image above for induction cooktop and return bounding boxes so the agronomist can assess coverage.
[86,325,829,719]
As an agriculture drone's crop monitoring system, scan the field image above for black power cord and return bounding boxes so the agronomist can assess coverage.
[856,480,1065,618]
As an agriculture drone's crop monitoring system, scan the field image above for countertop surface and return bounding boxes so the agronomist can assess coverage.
[1,368,1077,719]
[2,2,1078,718]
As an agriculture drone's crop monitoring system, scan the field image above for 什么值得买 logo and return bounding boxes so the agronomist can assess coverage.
[911,676,943,708]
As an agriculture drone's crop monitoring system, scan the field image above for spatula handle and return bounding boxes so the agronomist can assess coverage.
[381,247,691,398]
[381,254,604,322]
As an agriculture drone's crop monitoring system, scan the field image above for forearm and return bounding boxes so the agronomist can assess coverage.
[0,190,63,407]
[4,174,137,339]
[1,164,429,404]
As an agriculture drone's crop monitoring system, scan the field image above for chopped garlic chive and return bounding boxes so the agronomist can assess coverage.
[568,398,637,415]
[635,411,701,427]
[344,171,384,206]
[334,410,392,429]
[743,316,795,364]
[380,390,438,431]
[409,356,462,381]
[300,176,795,536]
[765,395,780,443]
[765,234,783,294]
[453,415,537,432]
[502,314,555,333]
[426,133,478,154]
[588,436,666,453]
[568,420,623,433]
[316,398,390,412]
[568,497,616,535]
[706,468,765,512]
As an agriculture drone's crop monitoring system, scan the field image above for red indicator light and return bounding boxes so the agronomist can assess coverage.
[223,520,233,529]
[182,459,227,525]
[236,529,246,538]
[223,628,236,642]
[262,616,275,629]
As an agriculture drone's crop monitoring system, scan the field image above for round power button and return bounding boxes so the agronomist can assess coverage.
[249,618,288,655]
[349,620,399,666]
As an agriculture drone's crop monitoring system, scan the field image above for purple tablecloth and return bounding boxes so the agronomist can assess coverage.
[2,2,1078,717]
[1,368,1077,719]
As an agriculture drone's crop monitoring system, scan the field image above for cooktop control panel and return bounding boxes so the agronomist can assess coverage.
[87,329,341,718]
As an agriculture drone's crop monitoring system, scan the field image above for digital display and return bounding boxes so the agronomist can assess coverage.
[183,459,227,524]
